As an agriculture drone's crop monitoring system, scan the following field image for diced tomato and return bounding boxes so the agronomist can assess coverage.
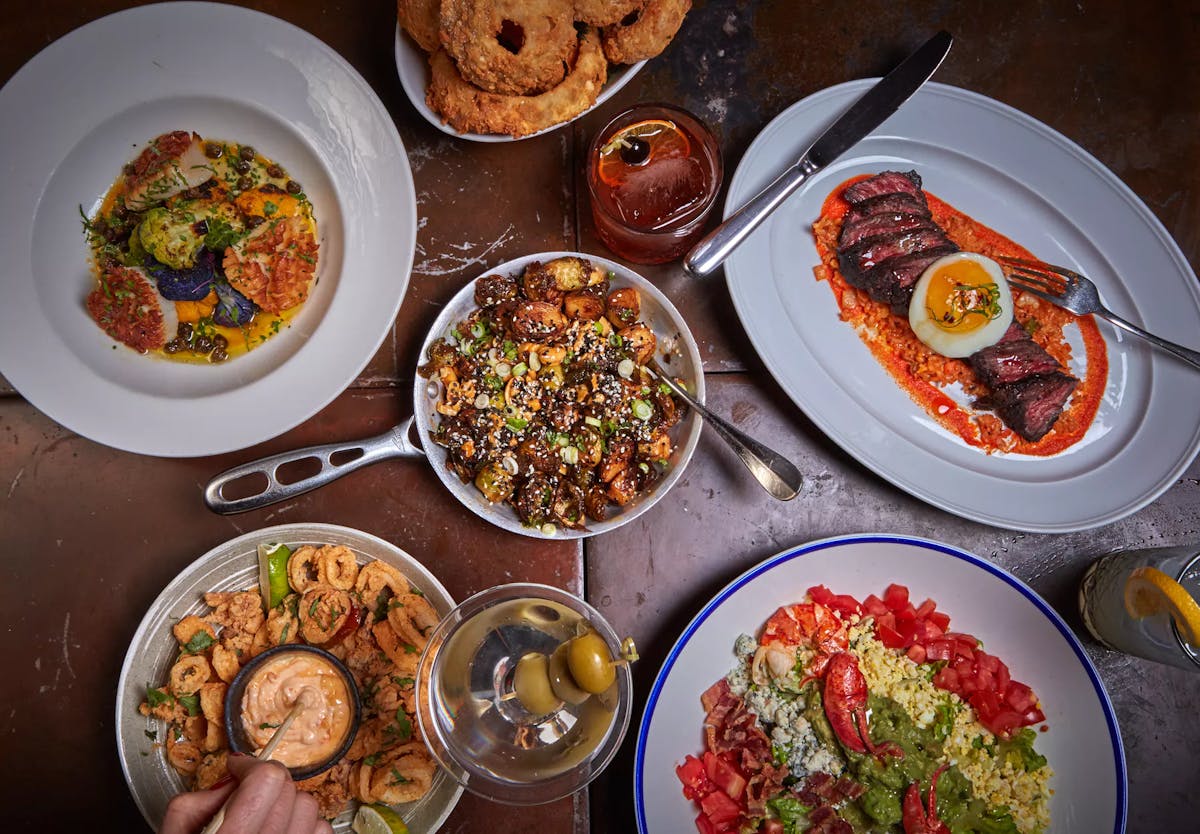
[1021,706,1046,725]
[906,643,927,663]
[677,755,716,801]
[915,598,937,619]
[760,820,786,834]
[700,790,741,825]
[863,594,889,616]
[807,585,835,606]
[876,620,906,649]
[995,659,1011,693]
[933,666,959,691]
[703,752,747,801]
[895,603,918,626]
[928,611,951,632]
[1004,681,1037,713]
[883,583,909,611]
[912,618,944,642]
[831,594,864,618]
[924,638,955,662]
[695,813,719,834]
[983,709,1027,737]
[895,618,917,646]
[976,652,1000,674]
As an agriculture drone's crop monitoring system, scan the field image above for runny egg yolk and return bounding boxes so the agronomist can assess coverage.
[908,252,1014,358]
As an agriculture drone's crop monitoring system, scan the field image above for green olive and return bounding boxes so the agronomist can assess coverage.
[547,643,591,705]
[566,630,616,694]
[512,652,561,716]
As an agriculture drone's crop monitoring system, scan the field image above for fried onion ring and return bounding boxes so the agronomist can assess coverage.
[439,0,578,95]
[574,0,642,26]
[426,30,608,137]
[398,0,441,52]
[601,0,691,64]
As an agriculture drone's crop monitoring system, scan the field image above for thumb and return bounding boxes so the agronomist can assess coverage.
[159,779,235,834]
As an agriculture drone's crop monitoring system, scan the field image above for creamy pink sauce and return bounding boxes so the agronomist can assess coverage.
[241,653,352,768]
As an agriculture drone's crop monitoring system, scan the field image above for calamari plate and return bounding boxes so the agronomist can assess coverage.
[395,24,646,142]
[116,523,462,833]
[724,80,1200,532]
[0,2,417,456]
[635,533,1126,834]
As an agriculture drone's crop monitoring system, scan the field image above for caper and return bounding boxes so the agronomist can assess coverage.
[237,175,254,191]
[212,334,228,349]
[194,336,214,353]
[234,159,252,175]
[163,339,182,354]
[566,630,615,694]
[267,163,285,178]
[547,643,590,705]
[177,322,194,340]
[210,347,229,363]
[238,145,256,161]
[285,180,302,195]
[512,652,561,716]
[204,142,223,159]
[246,215,265,229]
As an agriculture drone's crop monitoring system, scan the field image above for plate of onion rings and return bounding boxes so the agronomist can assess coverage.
[393,0,694,141]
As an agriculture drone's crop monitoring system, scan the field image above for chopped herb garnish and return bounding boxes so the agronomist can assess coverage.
[183,631,215,654]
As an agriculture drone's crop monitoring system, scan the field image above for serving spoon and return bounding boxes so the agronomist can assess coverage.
[647,360,803,501]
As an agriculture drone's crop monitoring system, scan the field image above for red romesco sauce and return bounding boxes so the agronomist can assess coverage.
[812,175,1106,456]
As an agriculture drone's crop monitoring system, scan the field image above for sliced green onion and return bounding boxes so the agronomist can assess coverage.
[529,351,541,372]
[631,399,653,421]
[638,462,650,473]
[496,362,512,378]
[561,446,579,465]
[585,416,602,428]
[512,362,528,377]
[506,417,528,432]
[608,333,622,348]
[658,382,673,395]
[617,358,635,379]
[470,321,488,339]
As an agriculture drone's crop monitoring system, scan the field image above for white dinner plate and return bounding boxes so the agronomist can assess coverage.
[0,3,417,457]
[394,25,646,142]
[635,534,1126,834]
[724,80,1200,532]
[116,523,462,833]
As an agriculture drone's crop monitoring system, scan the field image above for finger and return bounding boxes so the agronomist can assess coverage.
[285,792,322,834]
[220,760,292,831]
[159,783,236,834]
[256,776,297,834]
[311,819,334,834]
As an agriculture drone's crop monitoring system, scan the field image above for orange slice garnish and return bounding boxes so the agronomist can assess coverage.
[596,119,692,187]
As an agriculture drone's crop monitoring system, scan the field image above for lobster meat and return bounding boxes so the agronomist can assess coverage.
[902,764,950,834]
[761,601,848,680]
[823,652,904,761]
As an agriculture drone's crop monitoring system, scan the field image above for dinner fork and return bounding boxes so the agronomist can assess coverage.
[998,255,1200,371]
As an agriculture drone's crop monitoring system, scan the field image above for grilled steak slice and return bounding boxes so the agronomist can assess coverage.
[969,323,1062,388]
[871,246,961,311]
[839,212,941,249]
[843,170,925,205]
[839,229,955,286]
[984,372,1079,442]
[844,193,931,227]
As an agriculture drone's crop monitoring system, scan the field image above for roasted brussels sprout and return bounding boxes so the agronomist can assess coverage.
[584,486,609,522]
[510,300,568,341]
[605,287,640,328]
[606,466,639,506]
[474,272,519,307]
[563,292,605,321]
[474,461,516,504]
[599,437,634,483]
[514,476,554,526]
[618,323,657,365]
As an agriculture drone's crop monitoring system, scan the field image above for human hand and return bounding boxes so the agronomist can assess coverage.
[159,754,333,834]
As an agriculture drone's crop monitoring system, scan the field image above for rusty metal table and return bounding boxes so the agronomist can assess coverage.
[1,1,1197,832]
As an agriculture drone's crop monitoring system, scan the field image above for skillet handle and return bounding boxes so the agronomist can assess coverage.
[203,416,425,514]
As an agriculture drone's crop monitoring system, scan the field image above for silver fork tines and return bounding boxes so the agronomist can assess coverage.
[996,255,1200,371]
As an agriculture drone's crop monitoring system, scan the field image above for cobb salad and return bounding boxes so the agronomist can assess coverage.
[677,583,1052,834]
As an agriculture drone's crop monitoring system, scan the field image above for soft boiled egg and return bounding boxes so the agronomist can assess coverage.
[907,252,1013,358]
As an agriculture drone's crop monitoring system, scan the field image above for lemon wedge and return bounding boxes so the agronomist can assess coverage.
[352,804,409,834]
[1123,566,1200,646]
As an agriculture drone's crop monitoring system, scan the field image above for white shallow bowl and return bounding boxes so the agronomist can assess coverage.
[0,3,417,456]
[116,523,462,833]
[394,24,646,142]
[635,534,1126,834]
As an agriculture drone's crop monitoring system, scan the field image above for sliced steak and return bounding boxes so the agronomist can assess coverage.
[870,245,960,311]
[842,170,924,204]
[969,322,1062,388]
[986,372,1079,442]
[839,228,955,286]
[839,212,940,249]
[843,192,931,227]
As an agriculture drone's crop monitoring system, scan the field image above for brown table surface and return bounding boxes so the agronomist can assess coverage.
[2,1,1198,832]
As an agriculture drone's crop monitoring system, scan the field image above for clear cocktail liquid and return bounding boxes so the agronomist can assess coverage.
[1079,544,1200,671]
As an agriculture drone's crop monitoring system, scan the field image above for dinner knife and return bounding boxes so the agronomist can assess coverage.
[683,30,953,278]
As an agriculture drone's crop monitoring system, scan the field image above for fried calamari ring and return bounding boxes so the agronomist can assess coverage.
[398,0,441,52]
[426,30,608,137]
[574,0,642,26]
[439,0,578,95]
[601,0,691,64]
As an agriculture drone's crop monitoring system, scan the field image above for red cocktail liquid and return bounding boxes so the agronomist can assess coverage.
[587,105,721,265]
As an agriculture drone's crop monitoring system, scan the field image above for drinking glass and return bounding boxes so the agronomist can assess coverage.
[1078,544,1200,671]
[586,104,722,265]
[415,583,634,804]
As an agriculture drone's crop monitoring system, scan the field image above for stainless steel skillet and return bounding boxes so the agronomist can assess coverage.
[204,252,706,539]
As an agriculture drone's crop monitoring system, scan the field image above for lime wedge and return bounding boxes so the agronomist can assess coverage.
[1124,565,1200,646]
[352,804,409,834]
[257,542,292,610]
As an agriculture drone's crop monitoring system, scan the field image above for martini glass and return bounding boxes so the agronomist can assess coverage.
[415,583,634,805]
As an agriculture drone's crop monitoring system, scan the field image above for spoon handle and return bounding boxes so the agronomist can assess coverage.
[652,366,802,501]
